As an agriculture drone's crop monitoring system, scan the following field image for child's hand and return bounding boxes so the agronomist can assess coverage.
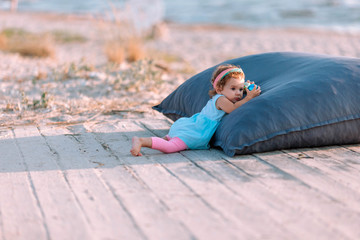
[246,85,261,99]
[246,80,255,85]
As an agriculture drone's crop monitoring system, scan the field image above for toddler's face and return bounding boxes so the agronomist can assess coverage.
[219,77,245,103]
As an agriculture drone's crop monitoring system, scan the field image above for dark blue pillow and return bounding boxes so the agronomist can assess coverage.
[153,52,360,156]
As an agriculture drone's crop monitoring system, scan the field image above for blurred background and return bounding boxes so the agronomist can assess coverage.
[1,0,360,125]
[1,0,360,32]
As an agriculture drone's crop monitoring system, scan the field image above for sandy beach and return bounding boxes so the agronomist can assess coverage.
[1,11,360,126]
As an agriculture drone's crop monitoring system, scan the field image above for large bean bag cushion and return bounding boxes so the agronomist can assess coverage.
[153,52,360,156]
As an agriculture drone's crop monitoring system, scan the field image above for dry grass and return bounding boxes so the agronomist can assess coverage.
[10,35,55,58]
[102,4,147,64]
[51,61,95,81]
[0,33,7,50]
[0,28,55,58]
[50,30,87,43]
[105,40,126,64]
[112,59,164,93]
[105,37,145,64]
[126,37,145,62]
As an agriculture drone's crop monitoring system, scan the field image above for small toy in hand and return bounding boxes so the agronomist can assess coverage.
[245,81,257,91]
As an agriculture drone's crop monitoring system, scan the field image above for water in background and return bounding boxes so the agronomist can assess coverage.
[1,0,360,32]
[165,0,360,32]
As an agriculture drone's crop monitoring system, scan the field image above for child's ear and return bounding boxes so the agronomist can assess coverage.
[215,86,222,94]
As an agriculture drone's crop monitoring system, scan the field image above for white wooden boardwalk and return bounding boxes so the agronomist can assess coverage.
[1,118,360,240]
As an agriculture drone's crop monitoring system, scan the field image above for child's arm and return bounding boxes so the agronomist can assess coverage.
[216,87,261,113]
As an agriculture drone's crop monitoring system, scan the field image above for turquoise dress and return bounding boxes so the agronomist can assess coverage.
[168,94,226,149]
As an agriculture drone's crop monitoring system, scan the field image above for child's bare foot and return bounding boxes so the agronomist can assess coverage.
[130,136,143,156]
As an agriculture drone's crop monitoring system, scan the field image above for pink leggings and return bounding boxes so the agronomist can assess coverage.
[151,135,187,154]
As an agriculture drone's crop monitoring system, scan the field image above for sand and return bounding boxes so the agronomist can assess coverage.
[1,11,360,126]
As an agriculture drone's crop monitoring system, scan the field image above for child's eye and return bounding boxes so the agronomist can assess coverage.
[231,88,236,90]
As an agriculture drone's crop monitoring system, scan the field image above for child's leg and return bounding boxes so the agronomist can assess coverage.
[131,136,187,156]
[151,136,187,154]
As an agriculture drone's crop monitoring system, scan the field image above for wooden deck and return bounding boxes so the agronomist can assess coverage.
[1,118,360,240]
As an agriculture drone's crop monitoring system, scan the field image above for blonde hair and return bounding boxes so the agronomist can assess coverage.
[209,64,245,97]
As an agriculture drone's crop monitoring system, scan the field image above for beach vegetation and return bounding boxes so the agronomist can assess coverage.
[103,4,148,64]
[126,37,145,62]
[32,71,48,84]
[105,40,126,64]
[146,49,181,64]
[105,37,145,64]
[0,33,6,49]
[161,53,181,64]
[0,27,55,58]
[1,28,29,38]
[32,92,50,109]
[9,90,51,113]
[50,30,87,43]
[52,60,95,81]
[179,63,197,75]
[9,35,55,58]
[0,28,86,58]
[112,59,163,92]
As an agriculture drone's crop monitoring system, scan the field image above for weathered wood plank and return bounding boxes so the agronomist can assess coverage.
[155,154,299,239]
[255,150,360,211]
[12,125,93,240]
[4,118,360,240]
[287,145,360,170]
[137,118,172,138]
[343,144,360,156]
[224,152,360,239]
[125,153,251,239]
[0,127,48,240]
[67,123,194,240]
[228,150,360,239]
[89,120,250,239]
[284,147,360,193]
[182,149,349,240]
[140,119,351,239]
[38,125,146,240]
[141,120,304,238]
